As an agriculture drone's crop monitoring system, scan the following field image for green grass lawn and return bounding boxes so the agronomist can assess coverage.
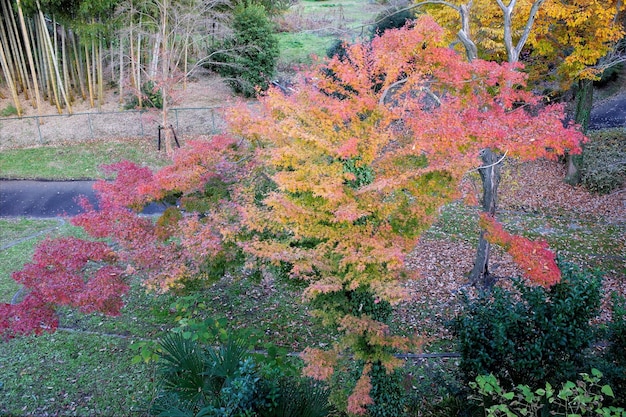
[0,138,171,180]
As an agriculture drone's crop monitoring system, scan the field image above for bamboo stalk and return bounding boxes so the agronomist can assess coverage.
[16,0,42,115]
[97,36,104,108]
[0,39,23,116]
[119,33,124,103]
[71,32,86,100]
[61,24,72,103]
[37,4,71,113]
[85,42,94,107]
[31,18,50,102]
[40,15,61,111]
[7,2,32,101]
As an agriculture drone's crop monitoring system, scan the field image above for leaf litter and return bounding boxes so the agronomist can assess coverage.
[398,159,625,347]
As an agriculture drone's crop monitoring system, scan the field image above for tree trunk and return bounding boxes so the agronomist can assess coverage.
[469,148,502,290]
[565,78,593,185]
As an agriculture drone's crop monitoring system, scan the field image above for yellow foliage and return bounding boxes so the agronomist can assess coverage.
[416,0,625,84]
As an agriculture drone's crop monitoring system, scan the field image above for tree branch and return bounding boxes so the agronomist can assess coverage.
[469,150,508,172]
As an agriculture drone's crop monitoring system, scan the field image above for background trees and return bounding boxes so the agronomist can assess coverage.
[0,0,280,127]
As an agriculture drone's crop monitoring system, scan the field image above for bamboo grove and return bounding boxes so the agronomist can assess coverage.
[0,0,234,117]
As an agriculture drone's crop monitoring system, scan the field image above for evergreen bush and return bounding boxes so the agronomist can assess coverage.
[124,80,163,109]
[151,323,331,417]
[453,262,603,390]
[370,6,415,38]
[214,3,279,97]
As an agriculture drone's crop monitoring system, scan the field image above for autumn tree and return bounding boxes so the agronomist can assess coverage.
[228,16,584,412]
[413,0,625,181]
[1,136,248,339]
[2,16,585,413]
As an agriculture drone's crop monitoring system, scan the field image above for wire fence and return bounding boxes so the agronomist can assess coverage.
[0,106,228,150]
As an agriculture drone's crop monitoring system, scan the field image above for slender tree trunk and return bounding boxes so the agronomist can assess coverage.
[469,149,502,290]
[41,17,60,111]
[61,25,72,103]
[72,32,86,100]
[119,34,124,103]
[565,78,593,185]
[85,43,94,107]
[38,5,71,113]
[97,36,104,109]
[0,7,20,102]
[161,0,173,155]
[32,19,50,102]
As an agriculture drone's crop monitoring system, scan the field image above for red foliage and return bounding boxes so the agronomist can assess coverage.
[3,136,247,337]
[72,137,245,292]
[1,237,127,339]
[479,213,561,287]
[0,295,58,340]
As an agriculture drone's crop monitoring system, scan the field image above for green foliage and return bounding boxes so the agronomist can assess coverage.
[233,0,292,16]
[124,81,164,109]
[328,359,407,417]
[342,157,375,189]
[214,3,279,97]
[368,361,407,417]
[470,369,626,416]
[151,325,330,417]
[259,377,332,417]
[453,262,603,390]
[607,294,626,365]
[596,294,626,407]
[581,128,626,194]
[312,286,393,324]
[0,104,18,117]
[595,63,624,88]
[326,38,349,59]
[370,6,415,39]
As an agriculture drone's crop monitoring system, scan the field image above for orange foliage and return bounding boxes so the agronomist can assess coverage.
[229,16,584,412]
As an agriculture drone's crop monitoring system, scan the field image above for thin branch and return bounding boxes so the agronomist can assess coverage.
[513,0,546,62]
[379,78,408,105]
[469,150,508,172]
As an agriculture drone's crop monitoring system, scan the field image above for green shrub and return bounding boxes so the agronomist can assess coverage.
[470,369,626,417]
[233,0,292,16]
[453,262,603,390]
[595,62,624,88]
[328,358,407,417]
[259,377,332,417]
[326,38,349,59]
[581,128,626,194]
[0,104,18,117]
[597,294,626,407]
[151,325,331,417]
[124,80,163,109]
[214,3,279,97]
[368,361,407,417]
